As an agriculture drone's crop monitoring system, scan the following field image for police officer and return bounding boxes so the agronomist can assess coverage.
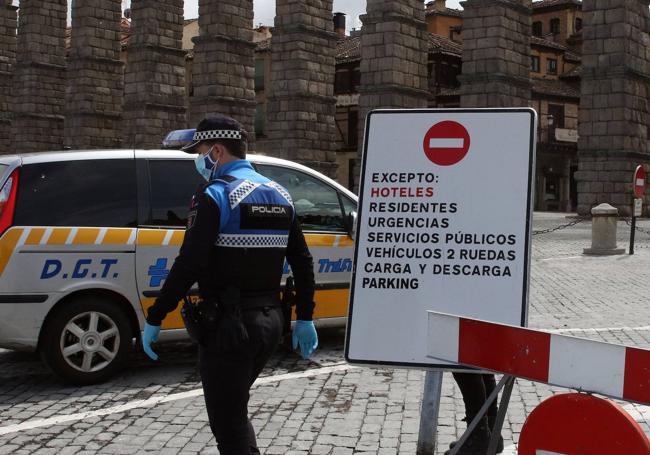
[141,115,318,455]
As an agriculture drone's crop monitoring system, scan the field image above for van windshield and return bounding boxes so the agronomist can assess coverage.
[0,164,7,180]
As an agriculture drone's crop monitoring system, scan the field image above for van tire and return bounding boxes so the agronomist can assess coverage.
[40,296,133,385]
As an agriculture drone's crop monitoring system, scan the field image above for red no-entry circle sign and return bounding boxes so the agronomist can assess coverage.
[519,393,650,455]
[422,120,470,166]
[634,165,646,198]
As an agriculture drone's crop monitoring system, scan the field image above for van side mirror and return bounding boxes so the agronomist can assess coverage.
[346,211,357,241]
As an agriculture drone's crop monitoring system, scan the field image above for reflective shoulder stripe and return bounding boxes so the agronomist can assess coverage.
[228,180,261,209]
[215,233,289,248]
[265,181,293,205]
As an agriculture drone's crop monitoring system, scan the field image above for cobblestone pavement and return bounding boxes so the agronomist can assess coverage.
[1,212,650,454]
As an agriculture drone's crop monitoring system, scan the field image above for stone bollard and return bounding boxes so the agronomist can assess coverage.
[583,203,625,255]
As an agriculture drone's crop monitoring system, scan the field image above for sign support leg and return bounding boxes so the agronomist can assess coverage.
[448,374,514,455]
[417,370,443,455]
[630,215,636,255]
[487,375,515,455]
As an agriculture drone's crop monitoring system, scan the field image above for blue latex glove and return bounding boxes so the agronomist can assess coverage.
[292,320,318,359]
[142,322,161,361]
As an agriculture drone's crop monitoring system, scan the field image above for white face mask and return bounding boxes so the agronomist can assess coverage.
[194,145,219,181]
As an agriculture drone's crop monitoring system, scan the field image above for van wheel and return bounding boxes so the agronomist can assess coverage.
[40,296,133,385]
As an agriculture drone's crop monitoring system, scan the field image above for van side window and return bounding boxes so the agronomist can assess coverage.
[14,160,137,227]
[147,160,204,227]
[257,164,346,232]
[341,195,356,218]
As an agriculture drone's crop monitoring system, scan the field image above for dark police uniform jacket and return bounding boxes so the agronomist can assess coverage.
[146,159,315,326]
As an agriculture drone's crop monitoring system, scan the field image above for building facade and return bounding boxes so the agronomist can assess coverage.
[215,0,583,211]
[12,0,642,216]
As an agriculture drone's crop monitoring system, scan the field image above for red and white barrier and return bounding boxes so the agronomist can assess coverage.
[427,311,650,406]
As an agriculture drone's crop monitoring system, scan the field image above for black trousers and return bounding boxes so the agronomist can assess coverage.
[452,372,498,421]
[199,305,283,455]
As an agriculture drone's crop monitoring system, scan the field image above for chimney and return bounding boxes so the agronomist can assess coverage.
[435,0,447,10]
[333,12,346,38]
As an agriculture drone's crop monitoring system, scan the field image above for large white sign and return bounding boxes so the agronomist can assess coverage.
[345,108,537,369]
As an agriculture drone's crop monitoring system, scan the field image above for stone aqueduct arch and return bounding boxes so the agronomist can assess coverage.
[575,0,650,216]
[1,0,648,215]
[0,0,17,151]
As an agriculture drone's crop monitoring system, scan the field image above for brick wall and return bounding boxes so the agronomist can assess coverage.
[0,1,17,154]
[189,0,256,144]
[354,0,429,190]
[65,0,124,149]
[576,0,650,215]
[11,0,67,153]
[266,0,339,178]
[123,0,187,149]
[460,0,532,109]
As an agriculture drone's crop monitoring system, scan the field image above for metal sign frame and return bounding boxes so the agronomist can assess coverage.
[345,108,537,370]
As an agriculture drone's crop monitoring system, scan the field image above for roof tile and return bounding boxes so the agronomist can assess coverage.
[532,77,580,98]
[532,0,582,9]
[334,33,462,63]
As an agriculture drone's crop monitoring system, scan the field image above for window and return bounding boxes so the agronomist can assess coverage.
[335,65,360,95]
[575,18,583,32]
[347,110,358,148]
[348,159,356,191]
[547,58,558,75]
[335,69,352,94]
[548,104,565,128]
[14,160,137,227]
[532,21,543,36]
[438,61,461,87]
[550,18,560,35]
[351,67,360,92]
[254,59,265,91]
[341,194,356,219]
[341,192,357,231]
[255,104,266,138]
[147,160,204,227]
[531,56,540,73]
[256,165,347,232]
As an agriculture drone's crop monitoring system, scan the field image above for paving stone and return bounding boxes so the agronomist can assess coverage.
[1,214,650,455]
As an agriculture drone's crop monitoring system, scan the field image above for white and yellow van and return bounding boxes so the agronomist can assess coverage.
[0,150,357,384]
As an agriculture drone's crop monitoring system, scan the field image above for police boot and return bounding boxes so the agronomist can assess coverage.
[444,417,490,455]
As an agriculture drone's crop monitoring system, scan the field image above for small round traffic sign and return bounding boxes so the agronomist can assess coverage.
[422,121,470,166]
[634,165,646,198]
[519,393,650,455]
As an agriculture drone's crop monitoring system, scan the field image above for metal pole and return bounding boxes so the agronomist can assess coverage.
[487,376,516,455]
[630,215,636,255]
[417,370,443,455]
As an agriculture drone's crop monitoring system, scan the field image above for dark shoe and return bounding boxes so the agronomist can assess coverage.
[449,418,504,454]
[448,438,502,454]
[452,434,504,454]
[444,417,490,455]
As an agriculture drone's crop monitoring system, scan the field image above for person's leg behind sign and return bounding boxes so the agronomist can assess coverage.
[481,373,504,452]
[447,372,503,454]
[200,304,283,455]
